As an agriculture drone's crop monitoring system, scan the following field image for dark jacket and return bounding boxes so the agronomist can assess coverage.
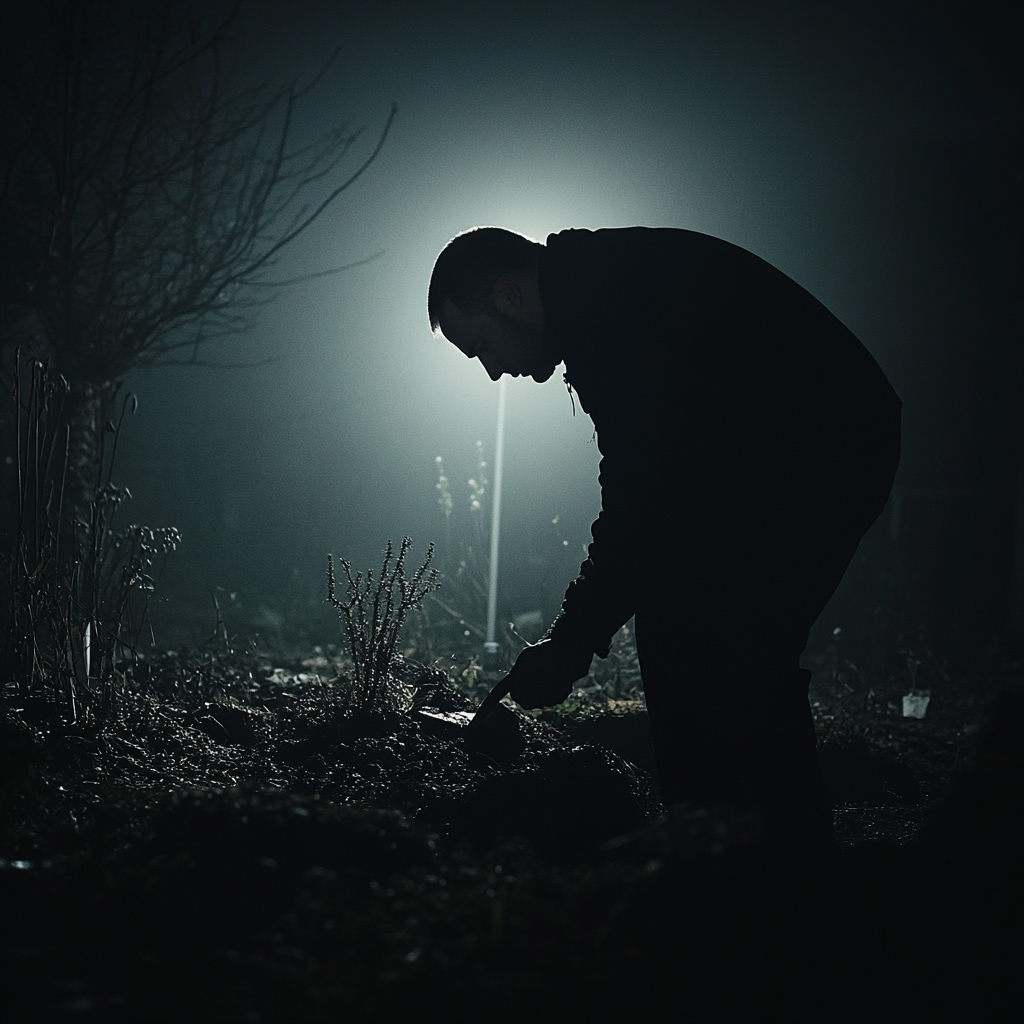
[537,227,901,657]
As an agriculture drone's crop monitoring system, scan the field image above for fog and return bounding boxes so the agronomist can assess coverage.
[101,1,1020,666]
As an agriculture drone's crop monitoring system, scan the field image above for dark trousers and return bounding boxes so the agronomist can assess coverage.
[634,404,901,838]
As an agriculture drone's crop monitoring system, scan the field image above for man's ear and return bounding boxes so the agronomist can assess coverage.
[491,276,522,315]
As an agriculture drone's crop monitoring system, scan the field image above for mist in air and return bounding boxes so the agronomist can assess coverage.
[2,4,1022,1016]
[103,1,1020,669]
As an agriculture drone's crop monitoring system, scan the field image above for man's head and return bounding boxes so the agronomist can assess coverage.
[428,227,559,383]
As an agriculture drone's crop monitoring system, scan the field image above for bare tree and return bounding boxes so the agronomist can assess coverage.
[0,0,396,526]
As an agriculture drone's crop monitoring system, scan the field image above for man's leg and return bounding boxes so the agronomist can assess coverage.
[635,606,830,839]
[636,404,900,847]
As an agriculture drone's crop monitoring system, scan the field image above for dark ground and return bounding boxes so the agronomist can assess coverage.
[1,626,1021,1023]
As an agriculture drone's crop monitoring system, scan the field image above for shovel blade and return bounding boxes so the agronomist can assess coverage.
[413,707,475,739]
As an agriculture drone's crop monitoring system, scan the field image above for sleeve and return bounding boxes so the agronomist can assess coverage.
[546,527,635,657]
[545,403,650,658]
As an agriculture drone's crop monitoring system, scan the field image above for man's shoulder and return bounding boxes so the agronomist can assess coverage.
[542,226,760,282]
[545,225,721,252]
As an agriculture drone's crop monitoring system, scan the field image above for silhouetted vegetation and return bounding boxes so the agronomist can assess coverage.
[0,0,395,548]
[326,538,440,710]
[1,352,179,707]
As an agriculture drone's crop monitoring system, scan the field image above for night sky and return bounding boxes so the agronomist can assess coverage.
[102,1,1021,661]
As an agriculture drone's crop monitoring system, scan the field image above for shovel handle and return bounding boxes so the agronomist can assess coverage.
[467,675,513,730]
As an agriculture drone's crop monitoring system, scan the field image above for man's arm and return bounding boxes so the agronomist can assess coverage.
[507,434,646,709]
[546,419,648,654]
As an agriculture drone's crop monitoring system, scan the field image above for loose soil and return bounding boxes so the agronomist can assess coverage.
[1,640,1020,1023]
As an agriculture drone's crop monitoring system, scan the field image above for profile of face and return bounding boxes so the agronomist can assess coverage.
[438,277,558,383]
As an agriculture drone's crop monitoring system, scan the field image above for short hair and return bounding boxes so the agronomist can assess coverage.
[428,227,542,332]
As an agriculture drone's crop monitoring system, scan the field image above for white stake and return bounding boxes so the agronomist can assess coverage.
[484,377,506,667]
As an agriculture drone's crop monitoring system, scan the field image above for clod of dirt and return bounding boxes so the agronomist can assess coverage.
[184,701,267,747]
[464,743,657,859]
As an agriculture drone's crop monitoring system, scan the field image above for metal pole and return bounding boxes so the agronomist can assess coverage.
[483,377,506,670]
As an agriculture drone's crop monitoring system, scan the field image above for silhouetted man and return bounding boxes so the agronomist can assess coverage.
[428,226,901,850]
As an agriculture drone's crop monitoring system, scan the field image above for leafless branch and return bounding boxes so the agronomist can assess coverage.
[0,1,395,383]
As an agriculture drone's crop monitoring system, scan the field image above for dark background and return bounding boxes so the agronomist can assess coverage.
[33,1,1022,670]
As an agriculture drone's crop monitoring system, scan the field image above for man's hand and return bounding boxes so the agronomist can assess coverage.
[505,638,594,710]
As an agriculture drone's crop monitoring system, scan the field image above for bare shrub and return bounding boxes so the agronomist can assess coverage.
[326,539,439,710]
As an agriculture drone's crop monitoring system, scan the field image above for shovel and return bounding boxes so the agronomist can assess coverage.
[414,674,524,763]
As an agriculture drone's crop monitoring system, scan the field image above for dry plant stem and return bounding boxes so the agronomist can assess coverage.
[326,538,439,710]
[3,350,71,699]
[2,351,178,708]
